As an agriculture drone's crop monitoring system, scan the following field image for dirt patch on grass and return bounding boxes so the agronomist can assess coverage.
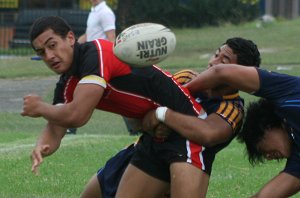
[0,76,58,112]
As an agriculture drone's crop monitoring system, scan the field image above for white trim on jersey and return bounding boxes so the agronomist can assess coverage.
[94,39,105,77]
[79,75,107,88]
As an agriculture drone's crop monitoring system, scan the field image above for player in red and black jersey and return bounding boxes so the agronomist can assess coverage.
[24,16,207,197]
[23,16,261,196]
[80,38,261,197]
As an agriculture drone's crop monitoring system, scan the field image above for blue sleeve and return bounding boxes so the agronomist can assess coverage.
[283,146,300,179]
[254,69,299,102]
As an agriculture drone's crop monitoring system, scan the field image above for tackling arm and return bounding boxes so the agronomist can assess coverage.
[143,108,233,147]
[186,64,260,95]
[164,109,233,146]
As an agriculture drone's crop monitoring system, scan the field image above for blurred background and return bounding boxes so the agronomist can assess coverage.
[0,0,299,57]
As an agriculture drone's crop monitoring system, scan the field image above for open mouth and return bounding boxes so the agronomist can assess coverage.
[51,62,60,69]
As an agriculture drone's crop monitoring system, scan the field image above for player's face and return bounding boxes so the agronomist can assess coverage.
[207,45,238,68]
[32,29,75,74]
[206,45,238,94]
[256,127,293,160]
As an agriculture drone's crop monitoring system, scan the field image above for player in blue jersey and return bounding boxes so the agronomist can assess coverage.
[187,65,300,197]
[81,37,261,198]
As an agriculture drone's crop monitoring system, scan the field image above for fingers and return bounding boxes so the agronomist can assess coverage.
[30,144,49,175]
[142,110,160,132]
[31,149,43,175]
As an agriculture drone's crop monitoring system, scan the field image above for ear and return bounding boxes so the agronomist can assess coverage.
[66,31,76,46]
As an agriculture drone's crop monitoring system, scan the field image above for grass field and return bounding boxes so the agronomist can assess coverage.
[1,18,300,197]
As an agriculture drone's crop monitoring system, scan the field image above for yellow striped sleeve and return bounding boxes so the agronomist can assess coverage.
[173,69,199,85]
[216,101,243,131]
[79,75,107,88]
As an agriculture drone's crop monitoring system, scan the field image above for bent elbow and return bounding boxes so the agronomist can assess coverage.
[201,135,216,147]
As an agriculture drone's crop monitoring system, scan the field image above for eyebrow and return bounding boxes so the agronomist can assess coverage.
[34,37,54,51]
[222,46,233,62]
[223,54,231,62]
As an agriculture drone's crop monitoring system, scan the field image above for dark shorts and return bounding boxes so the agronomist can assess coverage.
[97,135,219,197]
[131,133,216,182]
[97,144,135,198]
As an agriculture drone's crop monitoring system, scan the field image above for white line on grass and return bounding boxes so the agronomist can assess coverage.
[0,134,129,153]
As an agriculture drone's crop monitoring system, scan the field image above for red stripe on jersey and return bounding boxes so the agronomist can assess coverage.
[153,65,203,115]
[97,83,159,118]
[63,76,159,118]
[188,141,204,170]
[93,39,132,81]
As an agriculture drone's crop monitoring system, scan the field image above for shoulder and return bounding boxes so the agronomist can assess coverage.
[214,94,244,131]
[173,69,198,85]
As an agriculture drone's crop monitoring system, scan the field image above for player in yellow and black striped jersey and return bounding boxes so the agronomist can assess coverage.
[81,37,260,198]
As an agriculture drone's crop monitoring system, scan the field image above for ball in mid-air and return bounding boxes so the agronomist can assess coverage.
[113,23,176,67]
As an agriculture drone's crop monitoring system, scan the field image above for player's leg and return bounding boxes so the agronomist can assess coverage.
[80,174,102,198]
[170,162,209,198]
[116,163,169,198]
[81,143,137,197]
[116,135,170,198]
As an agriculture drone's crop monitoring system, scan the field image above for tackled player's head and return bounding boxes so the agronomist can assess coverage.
[237,98,285,165]
[225,37,261,67]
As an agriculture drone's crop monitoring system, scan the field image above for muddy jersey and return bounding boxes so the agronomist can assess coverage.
[254,68,300,178]
[53,39,203,120]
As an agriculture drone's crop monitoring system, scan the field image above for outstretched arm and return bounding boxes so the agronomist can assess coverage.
[186,64,260,95]
[22,83,104,128]
[31,122,66,174]
[252,172,300,198]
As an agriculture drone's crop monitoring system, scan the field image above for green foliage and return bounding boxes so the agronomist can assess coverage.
[106,0,118,9]
[118,0,259,28]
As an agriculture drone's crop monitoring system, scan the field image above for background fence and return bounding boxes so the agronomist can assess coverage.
[0,0,91,56]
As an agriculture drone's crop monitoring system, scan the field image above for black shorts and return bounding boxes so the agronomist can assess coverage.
[130,133,216,182]
[97,144,135,198]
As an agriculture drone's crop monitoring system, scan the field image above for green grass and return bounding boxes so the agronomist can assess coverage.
[1,18,300,197]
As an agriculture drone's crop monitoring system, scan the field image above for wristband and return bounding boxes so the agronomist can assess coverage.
[155,107,168,122]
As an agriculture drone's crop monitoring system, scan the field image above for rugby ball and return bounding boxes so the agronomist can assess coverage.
[113,23,176,67]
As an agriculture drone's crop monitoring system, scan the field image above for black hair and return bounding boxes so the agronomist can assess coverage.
[237,98,282,165]
[29,16,73,48]
[225,37,261,67]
